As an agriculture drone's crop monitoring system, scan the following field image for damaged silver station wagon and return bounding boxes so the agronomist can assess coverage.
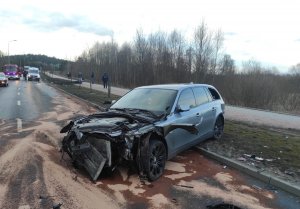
[61,84,225,181]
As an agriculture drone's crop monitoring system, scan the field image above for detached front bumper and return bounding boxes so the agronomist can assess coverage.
[62,132,113,181]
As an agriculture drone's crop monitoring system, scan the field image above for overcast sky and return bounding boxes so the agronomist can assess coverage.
[1,0,300,72]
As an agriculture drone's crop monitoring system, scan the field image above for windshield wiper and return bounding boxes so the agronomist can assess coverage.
[110,108,126,112]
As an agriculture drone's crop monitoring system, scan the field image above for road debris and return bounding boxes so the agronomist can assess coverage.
[171,198,179,205]
[39,195,56,200]
[252,185,262,191]
[207,203,242,209]
[237,157,246,161]
[53,203,63,209]
[284,170,295,177]
[176,184,194,189]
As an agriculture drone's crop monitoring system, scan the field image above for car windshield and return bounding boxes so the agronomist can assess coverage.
[29,69,39,74]
[111,88,177,115]
[4,66,17,72]
[0,73,5,78]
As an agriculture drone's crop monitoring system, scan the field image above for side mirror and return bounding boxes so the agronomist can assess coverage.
[176,104,190,112]
[111,100,116,104]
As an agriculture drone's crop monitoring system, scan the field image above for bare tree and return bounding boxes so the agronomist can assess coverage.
[219,54,235,75]
[289,63,300,75]
[193,20,213,82]
[210,29,224,75]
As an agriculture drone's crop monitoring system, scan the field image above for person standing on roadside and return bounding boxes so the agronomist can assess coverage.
[102,72,109,88]
[78,72,83,84]
[91,71,95,84]
[23,70,28,81]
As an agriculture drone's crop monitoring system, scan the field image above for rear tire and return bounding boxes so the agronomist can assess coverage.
[213,116,224,140]
[145,139,166,181]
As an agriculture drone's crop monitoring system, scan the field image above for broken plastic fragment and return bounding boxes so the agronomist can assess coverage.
[237,157,246,161]
[255,157,264,161]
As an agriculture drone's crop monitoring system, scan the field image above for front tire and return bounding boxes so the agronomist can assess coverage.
[213,116,224,140]
[146,139,166,181]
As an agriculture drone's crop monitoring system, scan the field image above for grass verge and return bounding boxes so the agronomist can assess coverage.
[204,120,300,183]
[41,73,120,108]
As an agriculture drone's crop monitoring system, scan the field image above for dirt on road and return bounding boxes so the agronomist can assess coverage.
[0,90,290,209]
[0,94,119,209]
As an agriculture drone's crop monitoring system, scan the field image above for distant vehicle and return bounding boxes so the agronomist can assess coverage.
[2,64,21,80]
[0,72,8,87]
[27,67,40,82]
[61,83,225,181]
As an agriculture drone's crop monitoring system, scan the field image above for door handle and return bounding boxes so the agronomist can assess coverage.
[212,107,216,111]
[196,113,201,117]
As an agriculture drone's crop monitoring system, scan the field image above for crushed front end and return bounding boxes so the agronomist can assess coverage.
[60,111,157,181]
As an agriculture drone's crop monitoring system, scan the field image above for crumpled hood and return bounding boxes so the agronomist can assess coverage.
[75,117,129,131]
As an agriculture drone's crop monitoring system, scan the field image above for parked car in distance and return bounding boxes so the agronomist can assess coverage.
[0,72,8,87]
[27,67,40,82]
[61,83,225,181]
[2,64,21,80]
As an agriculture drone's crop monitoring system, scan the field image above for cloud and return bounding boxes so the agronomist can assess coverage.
[224,32,237,36]
[0,8,113,37]
[294,39,300,42]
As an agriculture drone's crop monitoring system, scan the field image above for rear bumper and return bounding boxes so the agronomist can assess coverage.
[28,76,40,81]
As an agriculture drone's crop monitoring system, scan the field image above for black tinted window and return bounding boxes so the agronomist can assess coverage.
[177,88,196,108]
[193,87,209,105]
[208,87,221,100]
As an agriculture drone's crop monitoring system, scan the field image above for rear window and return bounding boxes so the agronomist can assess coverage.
[29,69,39,74]
[207,87,221,100]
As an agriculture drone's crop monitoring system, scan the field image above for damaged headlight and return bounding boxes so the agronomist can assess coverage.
[74,129,83,140]
[122,135,135,160]
[124,135,134,149]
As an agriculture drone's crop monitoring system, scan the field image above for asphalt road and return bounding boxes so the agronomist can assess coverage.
[0,79,299,209]
[47,72,300,130]
[0,79,56,121]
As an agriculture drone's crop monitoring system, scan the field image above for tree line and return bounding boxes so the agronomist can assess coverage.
[64,22,299,114]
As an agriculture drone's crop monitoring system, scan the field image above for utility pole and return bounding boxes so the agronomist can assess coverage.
[8,40,17,64]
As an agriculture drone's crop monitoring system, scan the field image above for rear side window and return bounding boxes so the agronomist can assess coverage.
[208,87,221,100]
[192,87,209,106]
[177,88,196,108]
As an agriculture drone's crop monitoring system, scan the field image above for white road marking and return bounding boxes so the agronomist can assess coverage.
[17,92,20,96]
[17,100,21,106]
[17,118,22,132]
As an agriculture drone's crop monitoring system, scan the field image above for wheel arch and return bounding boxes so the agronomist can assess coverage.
[149,132,168,159]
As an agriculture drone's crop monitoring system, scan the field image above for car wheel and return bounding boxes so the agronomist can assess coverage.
[146,139,166,181]
[213,116,224,140]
